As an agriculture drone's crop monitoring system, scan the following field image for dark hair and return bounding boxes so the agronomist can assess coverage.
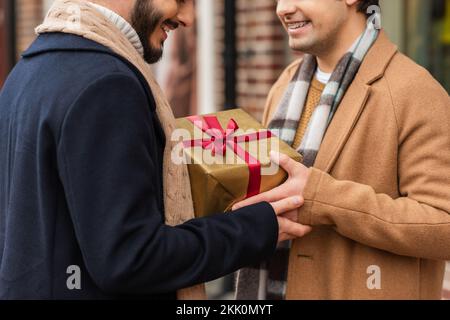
[357,0,380,16]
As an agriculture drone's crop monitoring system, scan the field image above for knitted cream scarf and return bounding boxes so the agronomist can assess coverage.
[36,0,206,300]
[88,2,144,57]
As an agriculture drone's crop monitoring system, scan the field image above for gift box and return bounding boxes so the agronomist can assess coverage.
[175,109,302,217]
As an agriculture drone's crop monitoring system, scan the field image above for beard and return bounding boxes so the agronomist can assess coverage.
[131,0,164,64]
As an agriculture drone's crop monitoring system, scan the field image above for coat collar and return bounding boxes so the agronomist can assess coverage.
[313,30,398,172]
[22,33,114,58]
[21,33,160,116]
[357,30,399,85]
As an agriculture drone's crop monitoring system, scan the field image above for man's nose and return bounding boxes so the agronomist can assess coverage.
[276,0,297,18]
[177,1,195,27]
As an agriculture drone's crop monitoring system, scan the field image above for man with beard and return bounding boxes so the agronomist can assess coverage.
[234,0,450,300]
[0,0,311,299]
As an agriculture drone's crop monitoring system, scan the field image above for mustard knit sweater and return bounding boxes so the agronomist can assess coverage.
[292,77,326,149]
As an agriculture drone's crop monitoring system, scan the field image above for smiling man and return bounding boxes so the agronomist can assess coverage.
[0,0,310,299]
[235,0,450,300]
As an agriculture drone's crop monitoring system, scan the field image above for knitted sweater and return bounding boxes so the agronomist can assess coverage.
[292,77,326,150]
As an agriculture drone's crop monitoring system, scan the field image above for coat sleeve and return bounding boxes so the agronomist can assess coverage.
[57,72,278,295]
[297,71,450,261]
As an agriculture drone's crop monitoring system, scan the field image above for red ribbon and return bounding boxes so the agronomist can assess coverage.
[184,115,272,198]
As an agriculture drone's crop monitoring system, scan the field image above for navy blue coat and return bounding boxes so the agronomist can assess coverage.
[0,33,278,299]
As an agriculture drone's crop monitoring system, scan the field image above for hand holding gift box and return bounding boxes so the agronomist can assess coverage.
[175,109,303,217]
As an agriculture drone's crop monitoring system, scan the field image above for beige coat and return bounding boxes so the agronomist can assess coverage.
[263,31,450,300]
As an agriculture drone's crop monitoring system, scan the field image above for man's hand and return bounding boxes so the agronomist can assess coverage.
[267,195,310,242]
[233,151,312,243]
[233,151,311,210]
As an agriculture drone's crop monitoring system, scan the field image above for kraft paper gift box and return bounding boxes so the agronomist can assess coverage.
[175,109,302,217]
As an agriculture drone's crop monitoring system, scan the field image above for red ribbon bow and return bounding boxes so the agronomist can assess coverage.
[183,115,272,198]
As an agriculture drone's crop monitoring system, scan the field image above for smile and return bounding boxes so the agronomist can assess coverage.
[286,21,311,31]
[161,20,179,37]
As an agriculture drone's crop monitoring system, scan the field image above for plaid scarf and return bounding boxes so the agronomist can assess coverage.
[236,18,380,300]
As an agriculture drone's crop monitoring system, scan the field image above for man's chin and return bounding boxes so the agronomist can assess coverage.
[289,39,317,54]
[143,48,164,64]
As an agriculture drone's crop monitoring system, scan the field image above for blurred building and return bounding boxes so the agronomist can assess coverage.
[205,0,450,121]
[0,0,449,299]
[1,0,449,113]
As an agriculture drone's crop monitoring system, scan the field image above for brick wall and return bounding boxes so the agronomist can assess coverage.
[15,0,43,58]
[213,0,292,121]
[234,0,288,121]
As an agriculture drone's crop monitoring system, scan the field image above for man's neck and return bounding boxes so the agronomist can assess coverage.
[316,15,367,73]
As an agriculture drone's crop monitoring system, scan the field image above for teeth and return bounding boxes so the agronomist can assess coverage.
[287,21,310,30]
[161,25,171,33]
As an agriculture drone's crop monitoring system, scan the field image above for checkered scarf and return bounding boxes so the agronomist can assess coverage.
[236,19,380,300]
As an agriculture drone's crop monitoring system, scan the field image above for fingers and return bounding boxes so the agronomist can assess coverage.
[231,153,307,211]
[233,195,302,216]
[280,209,298,223]
[278,232,302,242]
[232,153,306,211]
[270,196,303,216]
[281,217,312,237]
[232,194,273,211]
[232,184,287,211]
[278,233,294,243]
[277,216,312,242]
[270,151,300,176]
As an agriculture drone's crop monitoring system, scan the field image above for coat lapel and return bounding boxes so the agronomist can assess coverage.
[313,31,398,172]
[313,82,371,172]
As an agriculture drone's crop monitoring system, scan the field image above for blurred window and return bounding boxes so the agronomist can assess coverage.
[405,0,450,92]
